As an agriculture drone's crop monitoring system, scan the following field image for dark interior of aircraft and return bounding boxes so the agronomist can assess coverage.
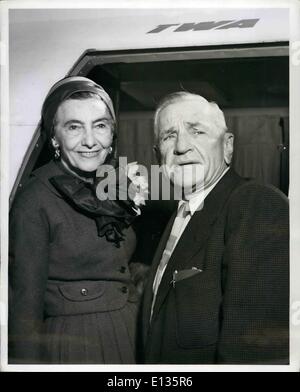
[88,56,288,111]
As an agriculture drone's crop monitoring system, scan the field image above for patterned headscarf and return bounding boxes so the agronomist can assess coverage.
[41,76,116,140]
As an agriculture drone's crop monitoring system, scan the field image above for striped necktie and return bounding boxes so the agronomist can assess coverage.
[151,201,190,319]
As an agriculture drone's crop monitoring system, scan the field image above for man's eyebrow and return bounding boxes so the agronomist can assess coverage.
[186,121,205,127]
[160,127,177,136]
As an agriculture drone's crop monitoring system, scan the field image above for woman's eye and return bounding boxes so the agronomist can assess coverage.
[95,123,111,131]
[95,123,106,129]
[68,124,81,131]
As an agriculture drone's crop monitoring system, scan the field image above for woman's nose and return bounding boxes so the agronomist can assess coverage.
[82,128,97,148]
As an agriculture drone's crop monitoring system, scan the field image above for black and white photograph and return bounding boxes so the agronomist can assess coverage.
[1,0,300,374]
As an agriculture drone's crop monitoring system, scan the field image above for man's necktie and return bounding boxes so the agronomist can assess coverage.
[151,201,190,319]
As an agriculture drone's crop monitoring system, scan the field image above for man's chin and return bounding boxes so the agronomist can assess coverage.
[172,179,204,197]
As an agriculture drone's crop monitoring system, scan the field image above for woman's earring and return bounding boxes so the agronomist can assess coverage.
[54,146,60,159]
[51,138,60,159]
[108,146,113,154]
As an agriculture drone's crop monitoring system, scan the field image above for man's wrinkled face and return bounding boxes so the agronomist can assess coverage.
[157,98,233,193]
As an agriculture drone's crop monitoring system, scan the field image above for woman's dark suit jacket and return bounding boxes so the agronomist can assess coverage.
[141,169,289,364]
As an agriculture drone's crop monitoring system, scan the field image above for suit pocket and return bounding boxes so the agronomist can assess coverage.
[174,272,221,349]
[45,280,130,316]
[59,281,105,302]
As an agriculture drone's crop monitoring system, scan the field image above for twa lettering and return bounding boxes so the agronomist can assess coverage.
[147,19,259,34]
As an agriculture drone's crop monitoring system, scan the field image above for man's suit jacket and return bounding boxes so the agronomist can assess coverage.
[141,169,289,364]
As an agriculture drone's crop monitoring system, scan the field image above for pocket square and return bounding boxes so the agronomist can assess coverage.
[171,267,202,287]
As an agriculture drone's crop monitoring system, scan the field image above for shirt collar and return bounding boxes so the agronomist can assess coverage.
[178,166,230,216]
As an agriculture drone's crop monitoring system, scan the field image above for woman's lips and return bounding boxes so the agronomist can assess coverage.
[78,151,101,158]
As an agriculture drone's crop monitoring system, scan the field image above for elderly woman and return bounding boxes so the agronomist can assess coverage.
[9,76,140,364]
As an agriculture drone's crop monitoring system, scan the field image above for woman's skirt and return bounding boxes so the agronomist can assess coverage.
[43,301,138,364]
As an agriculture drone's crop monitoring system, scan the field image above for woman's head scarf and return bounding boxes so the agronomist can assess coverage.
[41,76,116,141]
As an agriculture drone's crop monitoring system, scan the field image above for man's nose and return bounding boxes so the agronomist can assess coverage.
[174,132,191,155]
[82,128,97,148]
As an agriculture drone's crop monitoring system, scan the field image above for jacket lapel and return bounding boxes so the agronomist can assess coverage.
[142,208,177,342]
[148,169,244,325]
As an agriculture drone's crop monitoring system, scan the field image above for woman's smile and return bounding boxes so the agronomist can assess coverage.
[78,150,101,158]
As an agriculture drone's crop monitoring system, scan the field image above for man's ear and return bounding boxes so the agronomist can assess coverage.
[223,132,234,165]
[153,145,161,164]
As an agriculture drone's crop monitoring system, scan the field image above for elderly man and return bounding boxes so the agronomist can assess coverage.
[140,92,289,364]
